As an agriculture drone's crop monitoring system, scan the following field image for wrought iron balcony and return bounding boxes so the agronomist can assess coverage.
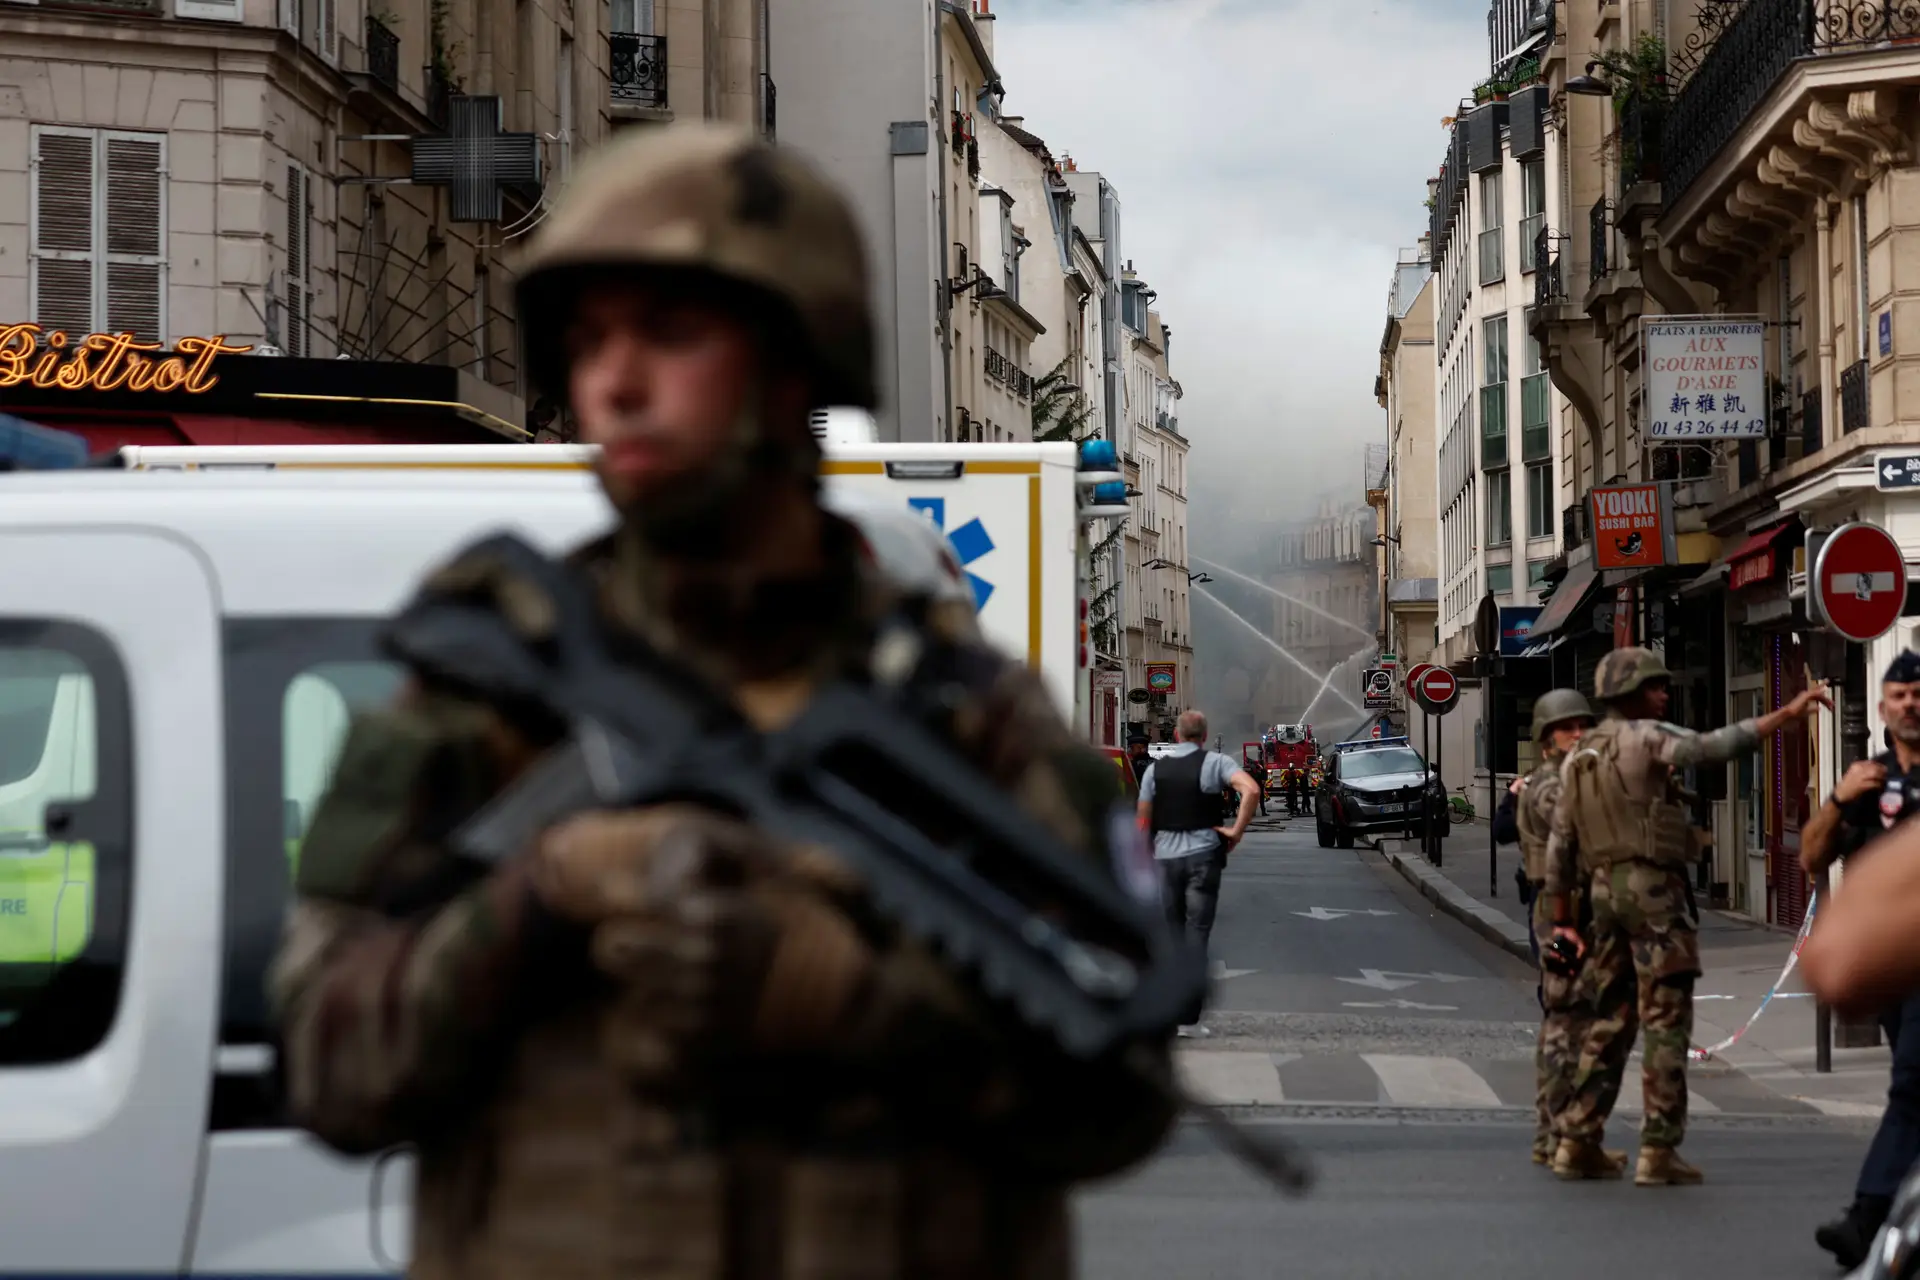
[1589,199,1610,284]
[427,67,452,127]
[1619,92,1665,190]
[611,32,667,109]
[1562,501,1588,550]
[1533,227,1565,310]
[1841,358,1870,433]
[366,16,399,93]
[1663,0,1920,209]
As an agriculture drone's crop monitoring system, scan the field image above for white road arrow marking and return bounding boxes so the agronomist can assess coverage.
[1377,970,1473,985]
[1293,907,1398,921]
[1343,999,1460,1011]
[1336,969,1422,991]
[1216,968,1258,981]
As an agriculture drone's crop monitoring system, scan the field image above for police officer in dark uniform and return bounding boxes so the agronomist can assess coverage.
[1806,650,1920,1267]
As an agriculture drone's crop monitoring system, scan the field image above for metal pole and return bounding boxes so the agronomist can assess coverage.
[1424,706,1434,863]
[1830,640,1882,1058]
[1488,657,1499,898]
[1434,712,1445,869]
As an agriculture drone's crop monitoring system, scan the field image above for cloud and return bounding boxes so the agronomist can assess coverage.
[988,0,1488,519]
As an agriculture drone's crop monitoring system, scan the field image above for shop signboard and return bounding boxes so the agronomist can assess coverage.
[0,324,252,394]
[1642,316,1767,439]
[1589,482,1679,571]
[1498,606,1543,657]
[1362,668,1393,710]
[1144,663,1177,694]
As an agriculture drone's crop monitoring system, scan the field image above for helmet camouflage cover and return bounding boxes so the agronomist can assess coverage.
[514,122,876,410]
[1530,688,1596,743]
[1593,646,1673,702]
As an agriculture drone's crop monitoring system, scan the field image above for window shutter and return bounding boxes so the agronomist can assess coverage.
[30,128,97,339]
[103,134,166,345]
[284,164,309,358]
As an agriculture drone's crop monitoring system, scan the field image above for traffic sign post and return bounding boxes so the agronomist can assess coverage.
[1811,522,1909,1068]
[1412,666,1461,863]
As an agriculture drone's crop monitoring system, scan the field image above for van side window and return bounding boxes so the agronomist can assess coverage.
[0,623,132,1065]
[220,621,402,1125]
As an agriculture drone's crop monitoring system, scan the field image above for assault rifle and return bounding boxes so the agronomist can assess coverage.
[382,533,1310,1193]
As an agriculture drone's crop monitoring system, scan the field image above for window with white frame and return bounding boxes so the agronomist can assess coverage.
[278,0,337,61]
[284,163,313,357]
[1478,171,1504,285]
[30,127,167,345]
[611,0,653,32]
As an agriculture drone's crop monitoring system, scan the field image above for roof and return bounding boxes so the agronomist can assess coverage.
[938,1,1000,85]
[999,119,1047,151]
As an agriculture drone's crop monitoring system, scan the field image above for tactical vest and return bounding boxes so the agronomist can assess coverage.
[1149,750,1226,834]
[1513,761,1560,884]
[1563,718,1695,874]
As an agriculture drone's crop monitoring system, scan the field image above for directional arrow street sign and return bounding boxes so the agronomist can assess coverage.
[1294,907,1399,921]
[1343,999,1460,1012]
[1878,451,1920,492]
[1336,969,1473,991]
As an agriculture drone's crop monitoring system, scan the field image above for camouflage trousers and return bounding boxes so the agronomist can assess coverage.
[1559,862,1701,1149]
[1529,892,1622,1153]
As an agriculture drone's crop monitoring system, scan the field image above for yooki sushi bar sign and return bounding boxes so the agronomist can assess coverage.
[0,324,254,394]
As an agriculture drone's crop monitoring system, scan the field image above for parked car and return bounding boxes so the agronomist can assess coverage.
[1315,737,1443,849]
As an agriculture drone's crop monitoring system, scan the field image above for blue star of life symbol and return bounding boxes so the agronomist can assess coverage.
[906,497,995,611]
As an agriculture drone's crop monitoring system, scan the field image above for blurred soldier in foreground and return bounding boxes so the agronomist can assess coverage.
[1511,690,1625,1170]
[269,124,1177,1280]
[1800,651,1920,1266]
[1545,647,1828,1186]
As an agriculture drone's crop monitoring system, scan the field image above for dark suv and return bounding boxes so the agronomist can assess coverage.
[1315,738,1440,848]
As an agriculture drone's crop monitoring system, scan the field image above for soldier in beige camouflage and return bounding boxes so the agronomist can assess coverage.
[268,123,1178,1280]
[1513,688,1625,1169]
[1544,646,1828,1186]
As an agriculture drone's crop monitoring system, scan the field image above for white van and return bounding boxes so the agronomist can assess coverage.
[0,444,1081,1276]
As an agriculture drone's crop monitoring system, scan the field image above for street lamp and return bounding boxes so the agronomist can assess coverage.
[1565,61,1612,95]
[1146,557,1211,584]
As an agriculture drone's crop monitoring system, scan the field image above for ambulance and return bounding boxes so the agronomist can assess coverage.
[0,436,1104,1276]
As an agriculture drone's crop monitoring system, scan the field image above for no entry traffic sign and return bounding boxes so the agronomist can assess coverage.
[1814,522,1909,643]
[1414,666,1460,715]
[1405,662,1435,691]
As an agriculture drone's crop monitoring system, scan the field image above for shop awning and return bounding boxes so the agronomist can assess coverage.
[1528,553,1601,640]
[1724,519,1796,591]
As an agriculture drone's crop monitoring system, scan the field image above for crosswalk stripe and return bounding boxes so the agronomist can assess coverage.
[1361,1053,1504,1108]
[1176,1051,1291,1106]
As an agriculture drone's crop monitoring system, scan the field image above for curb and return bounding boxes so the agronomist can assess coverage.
[1381,845,1534,963]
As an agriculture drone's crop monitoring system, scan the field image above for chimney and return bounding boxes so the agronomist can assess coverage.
[973,0,995,58]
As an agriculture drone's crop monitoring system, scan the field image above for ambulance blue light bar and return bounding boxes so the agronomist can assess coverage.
[0,416,89,471]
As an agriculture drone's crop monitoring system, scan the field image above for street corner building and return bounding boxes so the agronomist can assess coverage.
[0,0,772,448]
[1374,0,1920,931]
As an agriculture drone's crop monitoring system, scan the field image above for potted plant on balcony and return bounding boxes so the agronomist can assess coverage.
[1595,33,1668,184]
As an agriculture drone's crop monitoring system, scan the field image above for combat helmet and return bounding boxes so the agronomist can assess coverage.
[1593,646,1673,703]
[1530,688,1596,744]
[514,123,876,411]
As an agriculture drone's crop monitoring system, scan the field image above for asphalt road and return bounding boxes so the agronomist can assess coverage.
[1074,817,1879,1278]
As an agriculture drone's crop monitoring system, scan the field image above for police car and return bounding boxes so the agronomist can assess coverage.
[0,426,1071,1276]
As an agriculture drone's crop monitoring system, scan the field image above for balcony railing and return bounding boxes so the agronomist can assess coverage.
[1589,199,1611,283]
[1660,0,1920,208]
[1619,92,1666,190]
[427,67,452,127]
[366,16,399,92]
[1534,227,1565,309]
[611,32,667,108]
[1841,358,1871,433]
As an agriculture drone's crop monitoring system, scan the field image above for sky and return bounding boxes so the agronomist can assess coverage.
[991,0,1492,538]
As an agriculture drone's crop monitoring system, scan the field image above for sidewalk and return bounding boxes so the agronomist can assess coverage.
[1377,824,1892,1119]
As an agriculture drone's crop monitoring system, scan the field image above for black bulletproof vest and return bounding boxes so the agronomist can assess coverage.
[1150,749,1226,834]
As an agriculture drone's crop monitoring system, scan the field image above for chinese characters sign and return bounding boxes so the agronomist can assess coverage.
[1643,317,1767,439]
[1589,482,1677,571]
[0,324,253,394]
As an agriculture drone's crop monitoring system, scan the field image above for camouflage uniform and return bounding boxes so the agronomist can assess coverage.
[1515,689,1621,1165]
[1545,648,1758,1184]
[269,125,1177,1280]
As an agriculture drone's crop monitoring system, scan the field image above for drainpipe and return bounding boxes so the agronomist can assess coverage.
[934,3,953,442]
[1817,199,1836,450]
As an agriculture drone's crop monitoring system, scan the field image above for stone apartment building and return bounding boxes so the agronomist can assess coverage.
[1378,243,1440,680]
[1117,278,1190,741]
[0,0,774,446]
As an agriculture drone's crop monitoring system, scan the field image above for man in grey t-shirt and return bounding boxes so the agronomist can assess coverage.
[1138,710,1260,1037]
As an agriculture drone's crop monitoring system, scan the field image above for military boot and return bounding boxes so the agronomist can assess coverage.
[1634,1146,1704,1186]
[1552,1138,1624,1180]
[1531,1133,1553,1165]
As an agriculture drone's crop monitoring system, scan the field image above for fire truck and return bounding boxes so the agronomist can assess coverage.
[1244,724,1319,803]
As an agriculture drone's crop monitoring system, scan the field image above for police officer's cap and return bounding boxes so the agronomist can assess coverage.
[1886,650,1920,685]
